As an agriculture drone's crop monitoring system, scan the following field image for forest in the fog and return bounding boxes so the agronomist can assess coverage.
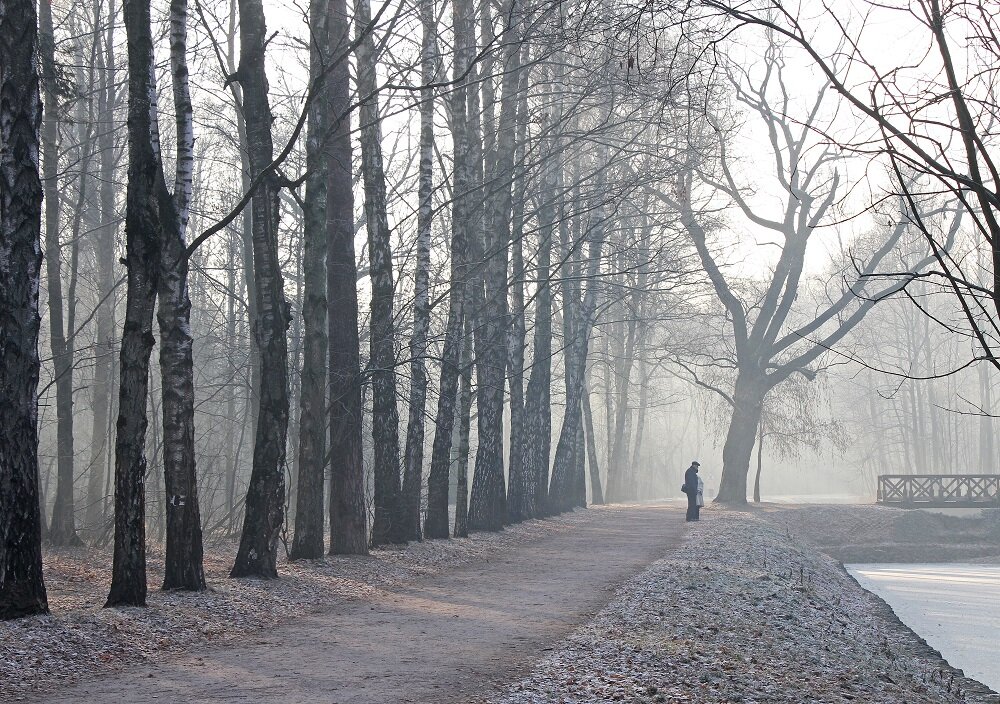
[3,0,1000,618]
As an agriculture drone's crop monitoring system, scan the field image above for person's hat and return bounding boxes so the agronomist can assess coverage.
[692,461,700,467]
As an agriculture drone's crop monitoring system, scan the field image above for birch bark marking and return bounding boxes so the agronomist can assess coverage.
[505,41,531,523]
[468,0,522,532]
[453,314,475,538]
[230,0,291,578]
[549,224,606,513]
[424,0,471,539]
[159,0,205,591]
[327,0,367,555]
[0,0,49,619]
[291,0,333,561]
[522,84,557,517]
[106,0,163,606]
[356,0,404,547]
[548,147,579,515]
[549,129,610,513]
[401,0,437,542]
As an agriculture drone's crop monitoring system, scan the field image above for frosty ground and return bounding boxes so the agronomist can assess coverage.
[490,509,999,704]
[3,504,998,703]
[3,504,680,703]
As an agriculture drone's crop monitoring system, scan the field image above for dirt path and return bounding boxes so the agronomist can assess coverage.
[32,504,682,704]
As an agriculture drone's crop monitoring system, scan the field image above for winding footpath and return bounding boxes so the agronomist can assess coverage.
[33,504,683,704]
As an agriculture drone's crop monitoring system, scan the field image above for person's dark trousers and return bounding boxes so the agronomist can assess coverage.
[686,493,698,521]
[693,503,700,520]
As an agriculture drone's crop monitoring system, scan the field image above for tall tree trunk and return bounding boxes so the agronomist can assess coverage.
[290,0,334,561]
[39,0,81,547]
[548,347,583,514]
[65,23,91,533]
[550,137,610,512]
[505,220,528,522]
[479,0,495,178]
[424,0,472,539]
[159,0,204,591]
[147,382,165,544]
[453,315,474,537]
[629,353,648,496]
[569,176,588,509]
[107,0,166,606]
[0,0,50,618]
[505,43,530,524]
[582,375,603,505]
[605,301,636,503]
[287,223,304,527]
[522,103,556,518]
[327,0,367,554]
[752,420,764,503]
[549,157,581,515]
[356,0,404,547]
[85,0,119,537]
[221,0,260,451]
[230,0,290,579]
[602,331,614,476]
[224,232,238,536]
[574,418,586,505]
[401,0,437,542]
[549,220,605,514]
[716,371,767,505]
[468,2,522,531]
[460,0,489,530]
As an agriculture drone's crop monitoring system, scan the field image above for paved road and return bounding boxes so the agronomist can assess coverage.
[38,504,683,704]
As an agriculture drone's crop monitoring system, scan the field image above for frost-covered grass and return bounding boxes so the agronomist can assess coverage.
[492,510,998,704]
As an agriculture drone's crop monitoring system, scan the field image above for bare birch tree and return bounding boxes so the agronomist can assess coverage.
[229,0,291,578]
[0,0,50,619]
[424,0,472,539]
[159,0,205,591]
[107,0,165,606]
[401,0,438,543]
[290,0,335,561]
[85,0,120,536]
[327,0,367,555]
[356,0,404,547]
[39,0,82,547]
[468,0,524,531]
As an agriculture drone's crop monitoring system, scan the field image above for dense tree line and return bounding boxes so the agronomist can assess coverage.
[3,0,1000,619]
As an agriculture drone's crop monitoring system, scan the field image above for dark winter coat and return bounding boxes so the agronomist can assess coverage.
[683,465,699,495]
[683,464,700,521]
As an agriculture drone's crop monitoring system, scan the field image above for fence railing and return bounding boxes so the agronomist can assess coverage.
[877,474,1000,507]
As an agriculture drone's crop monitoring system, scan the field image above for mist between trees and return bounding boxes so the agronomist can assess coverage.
[2,0,999,618]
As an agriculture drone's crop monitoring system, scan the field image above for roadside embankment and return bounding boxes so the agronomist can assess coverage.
[491,509,998,704]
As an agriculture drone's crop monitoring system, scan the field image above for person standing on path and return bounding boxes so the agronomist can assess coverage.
[682,461,700,522]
